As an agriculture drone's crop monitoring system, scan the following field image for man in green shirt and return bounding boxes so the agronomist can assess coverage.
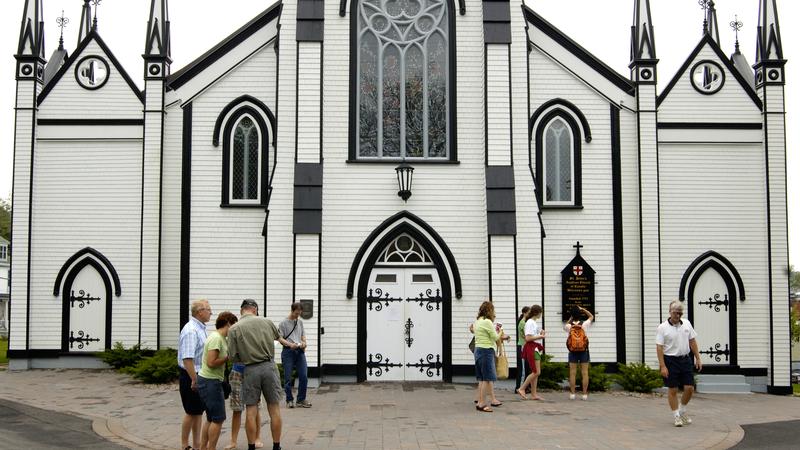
[228,299,298,450]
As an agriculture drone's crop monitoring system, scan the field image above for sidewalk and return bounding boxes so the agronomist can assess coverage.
[0,369,798,449]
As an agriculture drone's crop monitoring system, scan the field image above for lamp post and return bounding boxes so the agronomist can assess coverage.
[395,162,414,202]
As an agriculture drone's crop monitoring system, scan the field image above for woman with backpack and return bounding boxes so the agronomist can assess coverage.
[565,306,594,400]
[516,305,545,400]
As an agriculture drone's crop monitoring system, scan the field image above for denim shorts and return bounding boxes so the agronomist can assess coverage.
[568,350,590,363]
[663,354,695,388]
[178,368,205,415]
[474,347,497,382]
[197,376,226,423]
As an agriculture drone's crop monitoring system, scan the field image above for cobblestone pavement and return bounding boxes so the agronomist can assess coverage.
[0,369,798,449]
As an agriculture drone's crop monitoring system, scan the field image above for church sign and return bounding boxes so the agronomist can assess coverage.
[561,242,595,321]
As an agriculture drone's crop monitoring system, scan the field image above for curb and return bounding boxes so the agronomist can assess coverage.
[91,416,172,450]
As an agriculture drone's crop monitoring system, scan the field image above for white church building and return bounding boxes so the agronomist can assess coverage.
[8,0,792,393]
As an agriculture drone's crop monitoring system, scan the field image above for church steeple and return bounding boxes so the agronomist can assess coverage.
[755,0,783,64]
[78,0,92,45]
[144,0,170,60]
[630,0,656,63]
[703,0,721,45]
[16,0,45,61]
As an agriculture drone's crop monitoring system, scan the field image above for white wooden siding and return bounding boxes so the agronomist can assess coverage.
[159,104,183,346]
[529,47,618,363]
[659,142,769,369]
[38,40,142,120]
[489,235,517,365]
[292,234,320,367]
[659,45,762,123]
[620,109,642,363]
[28,139,143,348]
[486,46,511,166]
[296,43,322,164]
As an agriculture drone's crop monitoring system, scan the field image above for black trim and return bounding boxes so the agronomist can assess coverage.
[767,385,793,395]
[220,105,271,207]
[698,365,767,376]
[346,211,462,299]
[37,118,144,126]
[167,3,283,90]
[345,159,460,165]
[656,34,762,109]
[318,364,358,376]
[38,30,144,105]
[533,109,583,208]
[213,95,277,148]
[53,247,122,297]
[610,105,626,364]
[60,257,113,352]
[293,163,323,234]
[317,234,322,372]
[348,0,458,163]
[339,0,466,17]
[522,6,634,96]
[530,99,592,143]
[73,55,110,91]
[760,80,775,387]
[687,259,739,367]
[355,221,453,382]
[656,122,762,130]
[678,251,745,301]
[483,1,511,45]
[179,103,192,329]
[296,21,324,42]
[689,60,725,95]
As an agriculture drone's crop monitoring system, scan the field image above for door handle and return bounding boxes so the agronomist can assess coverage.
[404,317,414,348]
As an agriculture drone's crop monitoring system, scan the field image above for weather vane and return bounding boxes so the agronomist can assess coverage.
[730,15,744,50]
[91,0,101,29]
[56,10,69,49]
[698,0,711,11]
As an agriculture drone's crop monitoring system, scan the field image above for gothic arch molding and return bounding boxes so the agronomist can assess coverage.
[59,256,114,352]
[53,247,121,297]
[529,98,593,143]
[679,251,745,302]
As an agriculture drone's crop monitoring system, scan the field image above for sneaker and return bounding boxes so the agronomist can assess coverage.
[296,400,312,408]
[581,394,588,401]
[674,416,684,427]
[569,393,576,400]
[679,413,692,425]
[287,400,294,408]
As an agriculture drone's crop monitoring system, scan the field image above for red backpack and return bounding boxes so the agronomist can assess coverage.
[566,323,589,352]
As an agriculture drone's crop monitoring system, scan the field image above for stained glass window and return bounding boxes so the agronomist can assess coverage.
[356,0,450,159]
[231,116,260,201]
[544,118,573,203]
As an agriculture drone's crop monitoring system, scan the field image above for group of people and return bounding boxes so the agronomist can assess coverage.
[472,300,702,427]
[178,299,312,450]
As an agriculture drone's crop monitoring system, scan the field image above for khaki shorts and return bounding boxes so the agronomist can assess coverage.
[242,360,283,406]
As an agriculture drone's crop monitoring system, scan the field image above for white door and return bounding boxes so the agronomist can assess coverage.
[690,268,731,365]
[366,267,443,381]
[67,264,107,352]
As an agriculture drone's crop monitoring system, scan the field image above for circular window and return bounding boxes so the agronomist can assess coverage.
[640,68,652,80]
[690,60,725,95]
[75,56,110,90]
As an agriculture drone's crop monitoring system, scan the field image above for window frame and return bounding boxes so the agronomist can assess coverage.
[348,0,458,163]
[534,110,582,209]
[221,106,270,207]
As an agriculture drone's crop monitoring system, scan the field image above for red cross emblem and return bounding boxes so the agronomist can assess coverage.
[573,266,583,276]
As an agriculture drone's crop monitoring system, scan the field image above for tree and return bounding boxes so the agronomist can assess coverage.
[792,307,800,344]
[0,197,10,240]
[791,265,800,295]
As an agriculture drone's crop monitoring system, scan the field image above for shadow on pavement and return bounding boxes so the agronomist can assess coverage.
[731,419,800,449]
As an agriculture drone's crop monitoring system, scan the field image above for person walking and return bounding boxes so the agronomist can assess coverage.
[178,299,212,450]
[656,301,703,427]
[197,311,238,450]
[472,301,506,412]
[515,306,530,391]
[223,361,264,450]
[517,305,545,400]
[565,306,593,400]
[279,302,311,408]
[228,299,298,450]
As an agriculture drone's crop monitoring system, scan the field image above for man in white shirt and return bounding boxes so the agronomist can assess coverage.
[655,301,703,427]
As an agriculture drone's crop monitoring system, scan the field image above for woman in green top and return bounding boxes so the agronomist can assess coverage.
[197,311,238,450]
[515,306,530,390]
[473,301,507,412]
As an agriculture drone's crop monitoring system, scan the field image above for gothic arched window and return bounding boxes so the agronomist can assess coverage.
[534,111,582,208]
[220,105,271,207]
[353,0,454,160]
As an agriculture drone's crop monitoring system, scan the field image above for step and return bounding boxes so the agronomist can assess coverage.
[696,374,752,394]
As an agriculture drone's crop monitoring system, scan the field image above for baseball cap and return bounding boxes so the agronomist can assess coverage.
[241,298,259,310]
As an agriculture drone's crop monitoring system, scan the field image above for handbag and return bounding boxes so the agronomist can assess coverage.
[468,336,476,353]
[222,364,232,400]
[495,342,509,380]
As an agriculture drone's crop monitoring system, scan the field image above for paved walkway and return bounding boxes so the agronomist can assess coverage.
[0,369,798,449]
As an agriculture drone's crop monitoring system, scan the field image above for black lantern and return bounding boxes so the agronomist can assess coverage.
[395,162,414,202]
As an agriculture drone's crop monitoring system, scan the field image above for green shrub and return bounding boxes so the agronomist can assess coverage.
[537,354,568,390]
[0,337,8,365]
[574,363,612,392]
[123,348,179,383]
[99,342,154,370]
[615,362,663,393]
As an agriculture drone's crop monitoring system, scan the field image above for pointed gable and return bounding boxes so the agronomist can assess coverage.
[37,31,143,120]
[657,35,762,123]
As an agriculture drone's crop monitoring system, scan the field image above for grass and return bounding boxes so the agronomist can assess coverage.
[793,384,799,396]
[0,337,7,365]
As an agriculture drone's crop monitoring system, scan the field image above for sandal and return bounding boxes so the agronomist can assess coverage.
[516,388,529,400]
[490,402,503,407]
[475,405,493,412]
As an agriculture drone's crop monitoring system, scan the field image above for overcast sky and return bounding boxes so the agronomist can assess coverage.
[0,0,797,264]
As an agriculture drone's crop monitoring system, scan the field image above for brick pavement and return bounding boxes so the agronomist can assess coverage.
[0,369,798,449]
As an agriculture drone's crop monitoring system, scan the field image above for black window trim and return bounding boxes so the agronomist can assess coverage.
[221,106,271,207]
[534,109,583,209]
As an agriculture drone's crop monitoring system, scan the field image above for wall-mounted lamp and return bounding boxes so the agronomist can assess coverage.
[395,162,414,202]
